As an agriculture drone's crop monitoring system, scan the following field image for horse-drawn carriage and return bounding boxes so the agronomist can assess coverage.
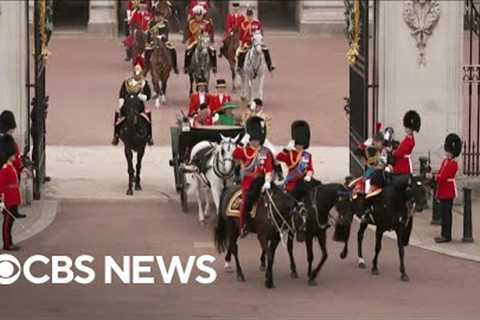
[169,122,244,212]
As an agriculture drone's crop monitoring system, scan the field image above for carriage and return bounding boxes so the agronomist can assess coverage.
[169,122,244,212]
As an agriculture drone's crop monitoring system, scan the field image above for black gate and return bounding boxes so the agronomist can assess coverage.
[345,0,378,177]
[463,0,480,176]
[31,0,50,199]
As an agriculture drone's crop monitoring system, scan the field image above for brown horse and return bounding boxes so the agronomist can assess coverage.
[222,27,240,90]
[150,36,172,108]
[132,26,148,68]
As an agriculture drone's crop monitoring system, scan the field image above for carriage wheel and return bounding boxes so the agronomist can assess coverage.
[179,170,189,213]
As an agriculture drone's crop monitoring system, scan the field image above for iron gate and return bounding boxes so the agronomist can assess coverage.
[463,0,480,176]
[345,0,378,177]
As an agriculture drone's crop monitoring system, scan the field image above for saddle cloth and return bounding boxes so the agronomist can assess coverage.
[225,188,257,219]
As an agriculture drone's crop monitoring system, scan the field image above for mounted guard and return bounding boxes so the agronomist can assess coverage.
[126,0,153,67]
[219,2,244,58]
[147,10,179,74]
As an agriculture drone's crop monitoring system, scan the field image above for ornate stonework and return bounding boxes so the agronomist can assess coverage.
[403,0,441,66]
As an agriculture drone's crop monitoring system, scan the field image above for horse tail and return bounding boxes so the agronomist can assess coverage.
[214,210,229,253]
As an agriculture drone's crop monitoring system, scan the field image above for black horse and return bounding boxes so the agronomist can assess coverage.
[118,96,150,195]
[348,175,427,281]
[214,185,305,289]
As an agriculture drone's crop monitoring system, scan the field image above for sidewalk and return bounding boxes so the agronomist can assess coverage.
[0,200,58,247]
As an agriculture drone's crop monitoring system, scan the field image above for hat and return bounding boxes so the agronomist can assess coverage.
[216,79,227,88]
[0,110,17,133]
[403,110,421,132]
[193,5,206,15]
[0,134,17,166]
[232,2,240,8]
[196,77,208,90]
[246,116,266,144]
[133,64,143,76]
[246,8,254,16]
[444,133,462,158]
[291,120,311,149]
[220,102,239,112]
[199,102,209,110]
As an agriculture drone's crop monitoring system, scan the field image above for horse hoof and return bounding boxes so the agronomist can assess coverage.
[371,269,380,276]
[126,189,133,196]
[358,258,366,269]
[290,271,299,279]
[401,274,410,282]
[155,100,161,109]
[340,250,348,260]
[237,274,246,282]
[265,280,275,289]
[259,265,266,272]
[161,95,167,105]
[135,184,142,191]
[224,264,234,273]
[308,279,318,287]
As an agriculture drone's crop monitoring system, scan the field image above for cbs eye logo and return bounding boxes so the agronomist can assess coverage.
[0,254,21,285]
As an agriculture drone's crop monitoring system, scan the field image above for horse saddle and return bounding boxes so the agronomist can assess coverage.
[190,145,215,174]
[225,188,257,219]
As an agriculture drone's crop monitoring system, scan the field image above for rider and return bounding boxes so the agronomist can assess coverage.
[219,2,245,58]
[237,8,275,72]
[188,78,209,117]
[112,64,154,146]
[241,98,271,129]
[147,10,179,74]
[393,110,421,176]
[233,116,274,238]
[184,5,217,74]
[191,103,213,128]
[209,79,232,114]
[128,0,154,66]
[213,102,239,126]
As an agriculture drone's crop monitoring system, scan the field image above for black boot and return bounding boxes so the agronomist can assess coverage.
[210,49,217,73]
[125,47,132,62]
[263,49,275,72]
[146,113,154,145]
[240,214,252,238]
[169,48,179,74]
[184,50,191,74]
[218,44,224,58]
[237,52,245,72]
[112,112,120,146]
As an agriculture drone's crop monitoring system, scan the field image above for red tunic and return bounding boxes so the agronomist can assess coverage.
[435,158,458,200]
[0,163,21,208]
[276,149,314,192]
[130,10,153,31]
[187,18,214,45]
[393,135,415,175]
[188,92,210,116]
[224,13,245,38]
[240,19,263,46]
[192,114,213,128]
[208,94,231,114]
[233,146,273,192]
[188,0,210,17]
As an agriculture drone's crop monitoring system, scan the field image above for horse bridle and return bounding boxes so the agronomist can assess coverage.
[212,140,235,180]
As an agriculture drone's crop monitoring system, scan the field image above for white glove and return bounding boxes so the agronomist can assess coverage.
[262,181,271,191]
[138,94,148,102]
[286,140,295,151]
[240,133,250,145]
[118,98,125,110]
[249,101,256,111]
[212,113,220,123]
[304,175,312,182]
[0,202,5,212]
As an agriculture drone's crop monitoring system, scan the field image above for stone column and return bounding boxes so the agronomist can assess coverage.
[0,1,28,149]
[88,0,117,37]
[378,1,464,169]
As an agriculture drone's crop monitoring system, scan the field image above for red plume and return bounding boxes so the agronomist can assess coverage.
[375,122,382,133]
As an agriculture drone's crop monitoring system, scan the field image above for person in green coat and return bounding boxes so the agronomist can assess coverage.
[214,103,240,126]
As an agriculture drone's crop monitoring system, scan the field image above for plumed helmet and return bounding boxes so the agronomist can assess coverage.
[246,116,266,144]
[291,120,311,149]
[444,133,462,158]
[0,110,17,133]
[193,4,205,15]
[403,110,421,132]
[0,134,17,166]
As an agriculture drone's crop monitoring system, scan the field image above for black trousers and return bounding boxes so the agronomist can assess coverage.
[2,206,17,248]
[244,176,265,216]
[439,199,453,240]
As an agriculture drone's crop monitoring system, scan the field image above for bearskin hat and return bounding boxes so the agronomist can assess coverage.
[403,110,421,132]
[246,116,266,144]
[291,120,311,149]
[0,134,17,166]
[444,133,462,158]
[0,110,17,133]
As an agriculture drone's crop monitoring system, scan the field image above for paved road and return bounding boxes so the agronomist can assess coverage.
[3,200,480,319]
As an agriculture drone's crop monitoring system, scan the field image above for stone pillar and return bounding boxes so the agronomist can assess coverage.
[88,0,117,37]
[378,1,464,169]
[298,0,345,34]
[0,1,28,149]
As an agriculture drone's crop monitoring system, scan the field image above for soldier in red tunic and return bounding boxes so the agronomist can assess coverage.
[233,116,273,237]
[428,134,461,243]
[0,135,22,251]
[236,8,275,72]
[219,2,245,58]
[187,78,209,117]
[393,110,421,175]
[208,79,232,114]
[191,103,213,128]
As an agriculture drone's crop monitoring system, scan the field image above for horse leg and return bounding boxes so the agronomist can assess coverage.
[305,235,314,280]
[265,233,280,289]
[230,231,245,282]
[189,73,194,96]
[240,74,247,101]
[287,234,298,278]
[160,79,167,105]
[396,228,409,282]
[135,147,145,191]
[124,147,134,196]
[193,175,205,224]
[371,229,383,275]
[210,181,222,217]
[309,231,328,286]
[357,222,368,268]
[258,74,265,101]
[231,66,236,91]
[224,249,233,273]
[259,249,266,272]
[204,187,211,219]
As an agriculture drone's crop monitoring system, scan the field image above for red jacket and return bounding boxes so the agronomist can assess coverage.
[224,13,245,38]
[435,158,458,200]
[188,92,209,116]
[0,162,21,208]
[393,135,415,175]
[276,149,314,192]
[208,94,231,114]
[240,19,263,46]
[130,10,153,31]
[233,146,273,192]
[192,113,213,128]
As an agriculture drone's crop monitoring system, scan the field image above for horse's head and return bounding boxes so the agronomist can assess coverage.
[251,31,264,54]
[410,175,428,212]
[267,187,306,241]
[334,185,354,225]
[123,96,142,129]
[216,134,239,177]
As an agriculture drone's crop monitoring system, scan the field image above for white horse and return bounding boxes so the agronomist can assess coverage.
[187,134,239,224]
[239,32,268,102]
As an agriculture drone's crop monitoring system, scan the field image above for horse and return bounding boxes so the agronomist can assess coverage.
[214,185,306,288]
[152,0,181,30]
[117,96,150,196]
[239,32,268,102]
[186,134,239,224]
[222,27,241,91]
[187,33,213,95]
[150,35,172,108]
[347,174,427,281]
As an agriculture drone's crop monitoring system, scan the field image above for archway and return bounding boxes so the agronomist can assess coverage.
[53,0,89,30]
[258,0,298,30]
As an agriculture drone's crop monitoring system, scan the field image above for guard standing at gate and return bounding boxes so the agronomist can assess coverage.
[393,110,421,175]
[428,133,461,243]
